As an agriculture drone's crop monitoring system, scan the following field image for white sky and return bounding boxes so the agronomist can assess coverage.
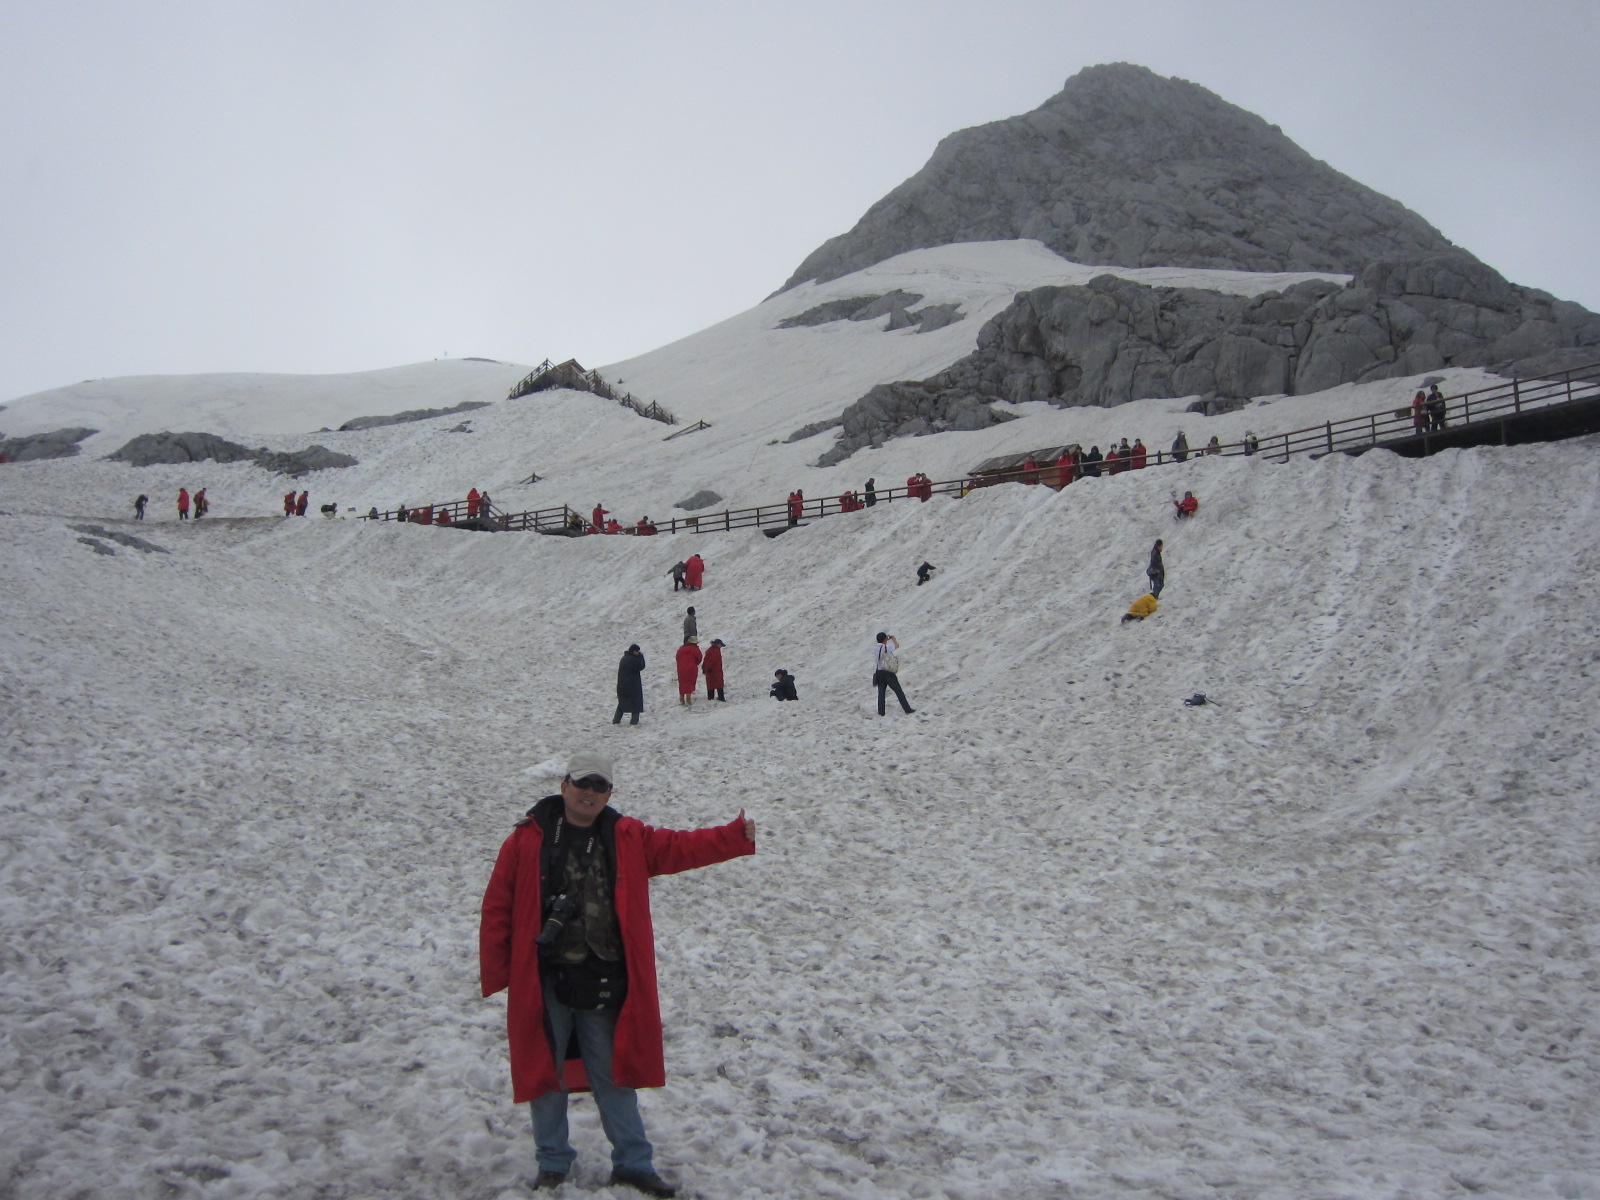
[3,0,1597,405]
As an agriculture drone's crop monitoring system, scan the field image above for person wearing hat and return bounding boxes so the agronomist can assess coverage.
[674,637,702,706]
[702,639,726,702]
[480,750,756,1197]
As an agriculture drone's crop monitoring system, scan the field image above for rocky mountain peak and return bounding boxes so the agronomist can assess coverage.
[780,63,1457,290]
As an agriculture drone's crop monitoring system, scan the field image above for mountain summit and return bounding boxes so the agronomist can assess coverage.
[781,63,1456,290]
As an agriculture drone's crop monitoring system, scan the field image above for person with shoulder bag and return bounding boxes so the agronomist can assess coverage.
[873,632,915,716]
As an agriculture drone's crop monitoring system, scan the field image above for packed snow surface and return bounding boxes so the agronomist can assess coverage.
[2,240,1596,1200]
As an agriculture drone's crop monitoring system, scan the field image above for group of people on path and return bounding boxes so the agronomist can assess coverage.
[282,490,311,517]
[1411,384,1448,433]
[666,555,704,591]
[172,488,210,520]
[590,503,657,536]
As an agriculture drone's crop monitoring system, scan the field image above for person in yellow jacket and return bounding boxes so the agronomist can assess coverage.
[1122,593,1159,623]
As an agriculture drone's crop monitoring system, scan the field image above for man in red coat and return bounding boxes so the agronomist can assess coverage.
[467,488,481,518]
[674,637,703,706]
[177,487,190,520]
[480,751,755,1196]
[683,554,704,590]
[702,638,725,701]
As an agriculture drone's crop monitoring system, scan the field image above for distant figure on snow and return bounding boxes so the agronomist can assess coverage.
[467,488,481,518]
[1412,391,1427,434]
[1122,593,1159,623]
[703,639,726,702]
[1131,439,1148,470]
[284,490,296,517]
[193,489,208,519]
[1242,433,1259,457]
[592,503,608,534]
[177,488,190,520]
[864,478,877,507]
[613,644,645,725]
[787,490,803,526]
[684,554,704,590]
[1205,436,1222,456]
[770,669,798,701]
[873,632,914,716]
[320,503,338,518]
[1174,491,1198,519]
[1426,384,1447,431]
[1082,446,1103,478]
[683,606,697,642]
[916,561,936,586]
[296,490,310,517]
[668,561,687,591]
[134,494,147,520]
[1147,540,1165,598]
[675,637,703,707]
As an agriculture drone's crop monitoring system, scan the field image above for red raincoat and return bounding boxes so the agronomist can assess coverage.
[480,806,753,1102]
[684,555,704,589]
[467,489,481,517]
[702,644,724,689]
[675,642,703,693]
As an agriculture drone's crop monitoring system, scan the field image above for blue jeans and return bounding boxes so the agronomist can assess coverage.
[529,982,654,1176]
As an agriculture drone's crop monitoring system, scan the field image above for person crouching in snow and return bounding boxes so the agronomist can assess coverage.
[769,669,798,701]
[479,749,755,1197]
[675,637,702,706]
[1122,594,1159,623]
[916,561,936,585]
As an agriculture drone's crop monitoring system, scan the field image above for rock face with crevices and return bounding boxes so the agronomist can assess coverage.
[780,63,1457,292]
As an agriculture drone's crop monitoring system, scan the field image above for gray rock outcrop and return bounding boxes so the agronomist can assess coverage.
[338,401,489,431]
[781,63,1458,292]
[105,432,358,476]
[802,250,1600,463]
[676,490,724,511]
[0,427,98,462]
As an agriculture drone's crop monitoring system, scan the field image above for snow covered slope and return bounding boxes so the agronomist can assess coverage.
[3,434,1597,1199]
[1,238,1595,1199]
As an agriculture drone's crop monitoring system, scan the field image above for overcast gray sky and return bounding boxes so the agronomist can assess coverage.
[3,0,1596,404]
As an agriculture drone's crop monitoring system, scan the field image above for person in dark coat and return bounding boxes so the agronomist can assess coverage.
[296,490,310,516]
[1147,539,1165,598]
[668,562,687,591]
[613,645,646,725]
[1426,384,1447,431]
[916,561,936,586]
[683,607,697,642]
[134,494,147,520]
[873,632,914,716]
[1082,446,1102,478]
[702,639,726,702]
[864,478,877,507]
[769,669,798,701]
[1171,431,1189,462]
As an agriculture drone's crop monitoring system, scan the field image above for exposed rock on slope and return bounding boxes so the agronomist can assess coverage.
[781,63,1456,291]
[106,431,358,476]
[803,250,1600,464]
[337,400,489,431]
[0,427,98,462]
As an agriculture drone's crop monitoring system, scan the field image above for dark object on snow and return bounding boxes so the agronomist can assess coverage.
[444,516,500,532]
[917,561,936,585]
[1183,693,1209,706]
[338,400,489,431]
[770,670,798,701]
[1,427,98,462]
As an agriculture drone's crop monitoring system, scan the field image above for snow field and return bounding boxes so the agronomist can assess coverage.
[3,435,1597,1200]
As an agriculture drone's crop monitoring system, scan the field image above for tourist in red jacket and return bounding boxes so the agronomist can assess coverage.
[479,750,754,1195]
[702,638,725,701]
[674,638,702,706]
[177,488,190,520]
[467,488,481,518]
[683,554,704,590]
[1131,439,1148,469]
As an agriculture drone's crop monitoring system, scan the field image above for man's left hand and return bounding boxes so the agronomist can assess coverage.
[739,809,756,844]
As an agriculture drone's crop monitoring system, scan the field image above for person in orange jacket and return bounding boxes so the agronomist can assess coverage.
[177,488,190,520]
[675,637,703,706]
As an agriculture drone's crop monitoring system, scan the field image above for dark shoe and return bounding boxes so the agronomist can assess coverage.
[610,1168,677,1198]
[532,1169,567,1189]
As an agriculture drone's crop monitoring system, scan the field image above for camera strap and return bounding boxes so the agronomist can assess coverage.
[543,814,600,902]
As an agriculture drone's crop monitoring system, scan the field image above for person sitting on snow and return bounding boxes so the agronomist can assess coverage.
[769,669,798,701]
[1122,593,1159,624]
[1174,491,1198,519]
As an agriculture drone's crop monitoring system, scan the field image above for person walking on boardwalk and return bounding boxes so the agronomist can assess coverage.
[702,639,725,702]
[592,503,609,534]
[1131,439,1148,469]
[134,494,147,520]
[864,478,877,507]
[479,749,755,1197]
[683,554,704,590]
[873,632,914,716]
[675,637,702,707]
[1171,431,1189,462]
[467,488,481,518]
[177,488,190,520]
[613,645,646,725]
[1426,384,1447,431]
[1147,539,1165,598]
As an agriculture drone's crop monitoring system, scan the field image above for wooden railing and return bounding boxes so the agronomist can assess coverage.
[376,359,1600,540]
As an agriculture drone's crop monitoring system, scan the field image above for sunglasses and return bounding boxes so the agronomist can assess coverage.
[567,775,613,793]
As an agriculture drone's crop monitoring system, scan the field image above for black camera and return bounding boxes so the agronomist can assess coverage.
[535,893,579,946]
